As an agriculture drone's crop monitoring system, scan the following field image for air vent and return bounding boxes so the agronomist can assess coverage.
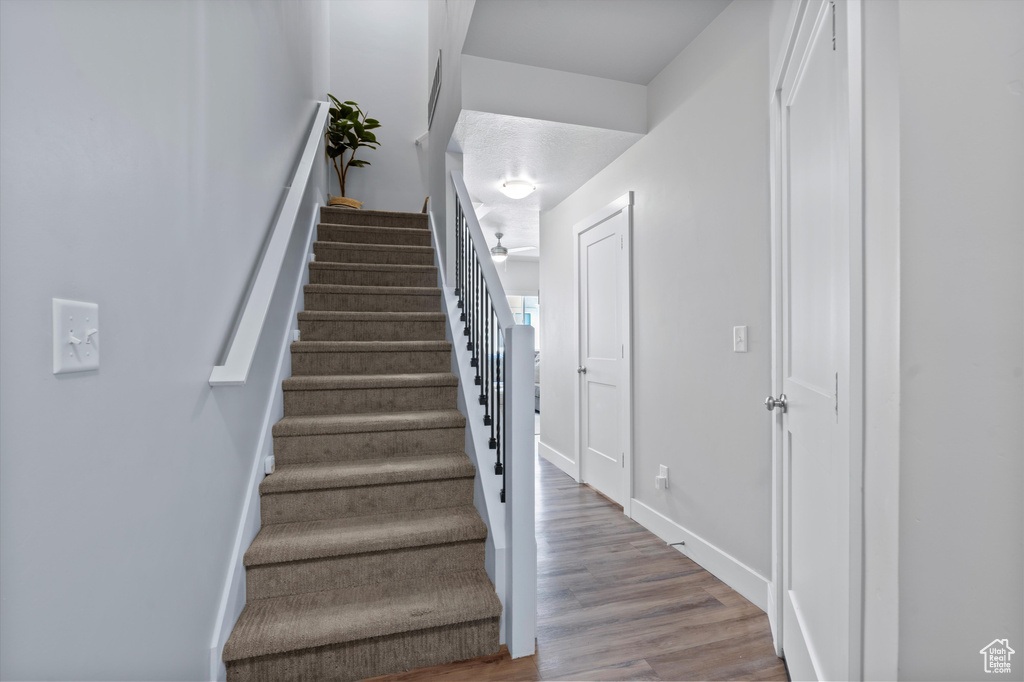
[428,50,442,130]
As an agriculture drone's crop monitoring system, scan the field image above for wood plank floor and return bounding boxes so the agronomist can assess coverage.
[370,454,788,681]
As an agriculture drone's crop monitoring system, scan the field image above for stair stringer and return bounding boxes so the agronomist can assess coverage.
[427,211,509,646]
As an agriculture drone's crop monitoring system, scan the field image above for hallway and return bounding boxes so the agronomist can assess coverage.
[371,456,787,681]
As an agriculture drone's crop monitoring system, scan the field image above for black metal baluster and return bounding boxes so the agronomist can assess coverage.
[480,289,489,405]
[499,331,506,500]
[454,200,461,298]
[466,250,474,345]
[495,326,503,476]
[459,215,467,321]
[475,261,482,385]
[488,307,496,446]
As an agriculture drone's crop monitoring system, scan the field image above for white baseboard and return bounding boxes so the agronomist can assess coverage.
[538,440,577,480]
[629,498,770,612]
[207,196,322,682]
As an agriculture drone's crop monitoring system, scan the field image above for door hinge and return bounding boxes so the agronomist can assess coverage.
[621,452,625,467]
[620,235,624,249]
[622,344,624,358]
[831,1,836,51]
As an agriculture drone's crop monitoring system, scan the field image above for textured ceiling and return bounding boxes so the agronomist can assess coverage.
[452,110,642,251]
[463,0,731,85]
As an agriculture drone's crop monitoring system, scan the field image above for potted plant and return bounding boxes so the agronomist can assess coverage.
[325,95,381,209]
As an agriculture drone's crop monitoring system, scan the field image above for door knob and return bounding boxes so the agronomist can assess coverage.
[577,366,587,374]
[765,394,788,412]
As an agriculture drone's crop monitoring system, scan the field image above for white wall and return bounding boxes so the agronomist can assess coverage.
[328,0,428,212]
[462,55,647,134]
[861,0,902,678]
[897,1,1024,679]
[539,0,774,580]
[497,258,539,296]
[427,0,476,277]
[0,1,328,679]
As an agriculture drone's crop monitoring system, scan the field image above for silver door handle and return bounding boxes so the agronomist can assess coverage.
[765,394,787,412]
[577,366,587,374]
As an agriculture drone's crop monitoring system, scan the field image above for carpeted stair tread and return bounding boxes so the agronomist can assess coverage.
[314,241,433,254]
[259,453,475,495]
[304,283,441,296]
[320,206,429,228]
[298,310,445,322]
[222,570,501,662]
[273,409,466,437]
[283,373,457,391]
[290,340,452,353]
[317,224,432,243]
[309,262,437,273]
[318,223,429,235]
[244,506,486,567]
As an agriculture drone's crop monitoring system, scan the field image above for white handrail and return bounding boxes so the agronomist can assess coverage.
[210,101,330,386]
[450,171,517,332]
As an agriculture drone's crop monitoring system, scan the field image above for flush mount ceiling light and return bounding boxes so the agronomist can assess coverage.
[491,233,537,263]
[500,180,535,200]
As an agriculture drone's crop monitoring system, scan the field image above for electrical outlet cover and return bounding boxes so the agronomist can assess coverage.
[53,298,99,374]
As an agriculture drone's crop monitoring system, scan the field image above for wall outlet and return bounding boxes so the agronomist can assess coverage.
[264,455,276,475]
[292,329,301,342]
[655,464,669,490]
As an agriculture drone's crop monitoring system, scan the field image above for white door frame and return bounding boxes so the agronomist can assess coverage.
[768,0,865,677]
[573,191,634,518]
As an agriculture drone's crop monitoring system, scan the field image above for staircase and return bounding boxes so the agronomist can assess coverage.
[222,207,502,681]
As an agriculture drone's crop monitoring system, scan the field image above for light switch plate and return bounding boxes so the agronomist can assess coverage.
[733,325,748,353]
[53,298,100,374]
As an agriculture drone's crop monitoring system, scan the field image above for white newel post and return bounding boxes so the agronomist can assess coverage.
[504,324,537,659]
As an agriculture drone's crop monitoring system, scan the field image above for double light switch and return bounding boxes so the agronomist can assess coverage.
[53,298,99,374]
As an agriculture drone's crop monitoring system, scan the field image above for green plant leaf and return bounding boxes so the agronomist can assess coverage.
[349,159,370,167]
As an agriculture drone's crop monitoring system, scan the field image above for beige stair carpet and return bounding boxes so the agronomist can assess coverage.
[223,207,501,681]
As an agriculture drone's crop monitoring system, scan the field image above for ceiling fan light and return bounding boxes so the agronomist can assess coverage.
[500,180,535,199]
[491,232,510,262]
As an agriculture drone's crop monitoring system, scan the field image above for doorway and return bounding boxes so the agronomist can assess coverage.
[769,0,864,679]
[573,192,633,512]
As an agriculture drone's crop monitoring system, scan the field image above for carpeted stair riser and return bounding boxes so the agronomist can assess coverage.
[290,346,451,376]
[260,477,475,525]
[272,427,466,465]
[314,242,434,266]
[245,541,485,601]
[320,206,429,229]
[284,386,456,416]
[304,289,442,314]
[298,316,445,342]
[308,264,437,288]
[317,224,432,247]
[225,618,499,682]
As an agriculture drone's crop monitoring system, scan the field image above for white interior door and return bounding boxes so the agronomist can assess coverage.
[576,198,631,508]
[775,1,860,680]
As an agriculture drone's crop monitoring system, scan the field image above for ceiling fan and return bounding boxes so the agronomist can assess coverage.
[490,232,536,263]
